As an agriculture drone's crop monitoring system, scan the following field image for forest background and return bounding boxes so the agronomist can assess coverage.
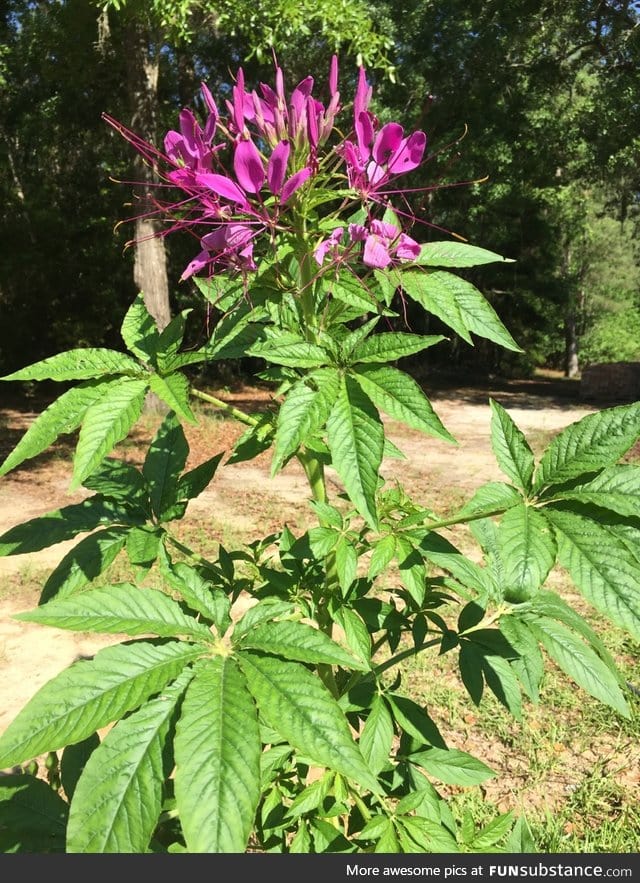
[1,0,639,387]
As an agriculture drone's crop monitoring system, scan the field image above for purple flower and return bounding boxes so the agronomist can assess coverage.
[348,220,420,269]
[181,223,257,280]
[314,227,344,265]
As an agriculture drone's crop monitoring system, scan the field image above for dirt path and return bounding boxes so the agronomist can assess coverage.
[0,379,598,738]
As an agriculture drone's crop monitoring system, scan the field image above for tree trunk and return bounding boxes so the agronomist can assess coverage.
[123,15,171,333]
[564,307,580,378]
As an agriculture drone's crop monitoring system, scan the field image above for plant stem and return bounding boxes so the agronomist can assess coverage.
[416,506,510,533]
[372,638,441,678]
[191,387,258,427]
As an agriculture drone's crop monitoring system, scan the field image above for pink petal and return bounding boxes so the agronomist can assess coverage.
[281,167,311,203]
[354,67,372,121]
[373,122,404,165]
[267,140,290,195]
[348,224,367,242]
[355,111,374,160]
[370,220,399,239]
[180,249,210,281]
[201,82,218,117]
[396,234,421,262]
[389,131,427,174]
[329,55,339,97]
[196,172,248,206]
[234,138,266,193]
[363,234,392,269]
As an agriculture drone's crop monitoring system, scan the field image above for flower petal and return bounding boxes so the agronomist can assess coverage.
[372,122,404,166]
[234,138,266,194]
[363,234,392,269]
[281,167,311,203]
[196,172,248,206]
[267,140,290,195]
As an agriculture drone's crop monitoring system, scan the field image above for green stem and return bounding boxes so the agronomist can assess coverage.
[372,638,441,678]
[297,448,327,504]
[191,387,258,427]
[414,506,510,534]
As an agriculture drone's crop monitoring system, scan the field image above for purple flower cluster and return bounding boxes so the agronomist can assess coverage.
[105,57,428,283]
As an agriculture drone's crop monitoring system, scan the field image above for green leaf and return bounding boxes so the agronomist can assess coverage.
[480,654,523,719]
[535,402,640,492]
[320,272,378,312]
[401,270,521,351]
[550,464,640,518]
[237,620,368,670]
[498,617,544,702]
[143,411,189,519]
[400,270,469,342]
[148,373,197,424]
[326,375,384,530]
[237,652,381,794]
[175,452,224,503]
[350,332,445,364]
[410,747,496,786]
[120,294,159,363]
[72,378,148,489]
[59,733,100,802]
[417,241,514,268]
[158,555,231,635]
[0,379,120,477]
[249,332,330,368]
[0,774,68,853]
[490,399,535,491]
[16,583,213,641]
[335,536,358,594]
[174,657,261,853]
[353,365,455,443]
[0,641,202,768]
[155,309,190,370]
[0,497,140,557]
[1,348,143,382]
[331,606,372,667]
[544,507,640,639]
[368,533,397,578]
[126,526,162,570]
[40,526,130,603]
[360,695,394,775]
[387,694,446,749]
[497,505,556,602]
[66,669,193,853]
[457,481,522,520]
[526,615,630,718]
[396,816,459,853]
[81,457,149,503]
[467,812,515,852]
[271,368,340,474]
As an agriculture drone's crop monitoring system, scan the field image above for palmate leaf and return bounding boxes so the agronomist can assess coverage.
[237,619,369,670]
[66,668,194,854]
[40,526,130,604]
[81,457,149,504]
[120,294,159,363]
[15,583,214,642]
[237,652,381,794]
[0,379,120,477]
[0,496,141,557]
[497,505,556,602]
[400,270,521,351]
[350,332,446,364]
[0,774,68,854]
[249,332,330,368]
[148,372,197,424]
[1,348,144,382]
[534,401,640,492]
[143,411,189,520]
[71,378,148,490]
[544,507,640,640]
[359,695,394,775]
[0,640,203,768]
[353,364,455,443]
[409,747,495,787]
[525,615,630,718]
[549,464,640,518]
[271,367,340,475]
[159,554,231,635]
[326,374,384,530]
[174,657,261,853]
[174,452,224,503]
[490,399,535,492]
[416,241,514,268]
